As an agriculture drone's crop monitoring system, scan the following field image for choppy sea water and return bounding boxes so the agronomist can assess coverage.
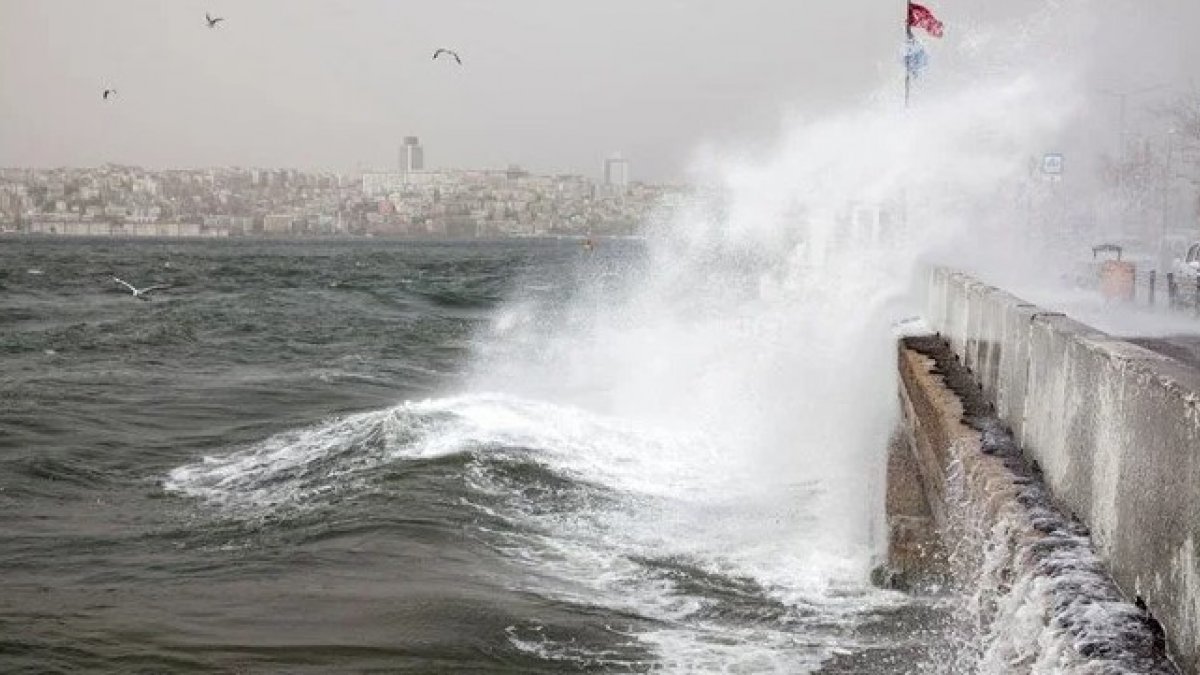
[1,238,950,674]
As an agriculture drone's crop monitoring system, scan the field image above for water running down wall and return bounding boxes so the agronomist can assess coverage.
[919,267,1200,674]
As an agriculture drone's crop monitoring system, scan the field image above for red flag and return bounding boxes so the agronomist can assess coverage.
[908,3,944,38]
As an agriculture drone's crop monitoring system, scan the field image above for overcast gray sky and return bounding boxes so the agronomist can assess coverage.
[1,0,1196,179]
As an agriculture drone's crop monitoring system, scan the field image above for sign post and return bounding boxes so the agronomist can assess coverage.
[1040,153,1064,182]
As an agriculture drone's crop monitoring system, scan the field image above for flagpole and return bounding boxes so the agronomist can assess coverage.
[901,1,913,245]
[904,0,913,108]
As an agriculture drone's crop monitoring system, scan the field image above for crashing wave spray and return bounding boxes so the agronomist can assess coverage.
[456,5,1107,670]
[164,2,1133,669]
[471,22,1079,579]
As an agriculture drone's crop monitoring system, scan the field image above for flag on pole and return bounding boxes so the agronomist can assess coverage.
[907,3,944,38]
[904,38,929,78]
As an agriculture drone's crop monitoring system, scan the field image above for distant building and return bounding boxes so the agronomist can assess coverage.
[604,153,630,190]
[362,172,407,197]
[204,215,253,236]
[262,214,294,234]
[400,136,425,175]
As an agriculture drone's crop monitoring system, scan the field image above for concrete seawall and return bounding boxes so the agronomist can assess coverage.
[891,335,1176,672]
[923,268,1200,673]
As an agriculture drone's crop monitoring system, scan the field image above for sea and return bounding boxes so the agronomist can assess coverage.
[0,237,958,673]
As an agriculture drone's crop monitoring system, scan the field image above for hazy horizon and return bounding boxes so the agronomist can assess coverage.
[2,0,1198,180]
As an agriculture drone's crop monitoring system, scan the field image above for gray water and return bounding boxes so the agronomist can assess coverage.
[1,238,946,673]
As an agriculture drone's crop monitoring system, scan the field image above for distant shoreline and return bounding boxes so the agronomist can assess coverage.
[0,232,647,245]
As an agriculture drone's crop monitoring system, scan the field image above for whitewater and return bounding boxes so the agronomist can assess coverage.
[0,0,1171,671]
[160,28,1088,673]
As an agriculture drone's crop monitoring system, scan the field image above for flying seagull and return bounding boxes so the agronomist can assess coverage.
[111,276,170,301]
[432,48,462,65]
[205,13,224,28]
[102,89,117,100]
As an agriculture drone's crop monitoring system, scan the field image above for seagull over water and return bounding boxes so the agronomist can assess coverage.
[102,89,117,100]
[112,276,170,301]
[205,13,225,28]
[432,48,462,65]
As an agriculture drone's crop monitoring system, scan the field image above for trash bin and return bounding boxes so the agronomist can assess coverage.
[1099,260,1135,301]
[1092,244,1134,302]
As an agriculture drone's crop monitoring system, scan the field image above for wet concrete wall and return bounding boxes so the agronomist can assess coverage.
[924,268,1200,674]
[892,336,1176,672]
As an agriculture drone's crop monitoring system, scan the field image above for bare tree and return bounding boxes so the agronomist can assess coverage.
[1168,89,1200,142]
[1161,90,1200,232]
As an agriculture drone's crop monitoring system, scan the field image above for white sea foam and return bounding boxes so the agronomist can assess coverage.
[461,14,1081,665]
[165,390,906,668]
[457,5,1147,668]
[164,0,1178,668]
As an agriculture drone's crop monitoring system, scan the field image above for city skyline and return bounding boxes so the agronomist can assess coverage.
[0,146,645,185]
[0,131,647,189]
[0,160,678,240]
[3,1,1198,180]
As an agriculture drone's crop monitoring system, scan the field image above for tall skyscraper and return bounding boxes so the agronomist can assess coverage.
[400,136,425,174]
[603,152,629,190]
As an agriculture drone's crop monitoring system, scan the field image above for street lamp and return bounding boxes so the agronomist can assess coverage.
[1098,84,1172,165]
[1099,85,1174,244]
[1159,128,1178,272]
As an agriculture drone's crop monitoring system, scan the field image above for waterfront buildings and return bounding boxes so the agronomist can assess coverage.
[0,162,680,239]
